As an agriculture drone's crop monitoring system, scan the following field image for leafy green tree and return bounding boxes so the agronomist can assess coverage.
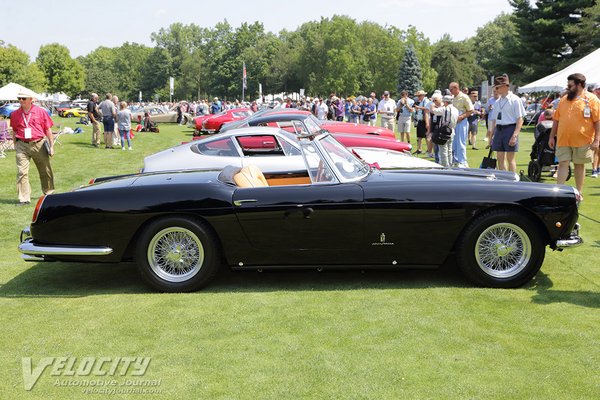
[397,45,422,95]
[18,63,47,92]
[508,0,596,82]
[0,43,32,86]
[140,47,172,100]
[36,44,84,97]
[356,22,403,95]
[565,1,600,59]
[469,13,518,80]
[151,23,202,78]
[431,35,484,90]
[78,47,117,97]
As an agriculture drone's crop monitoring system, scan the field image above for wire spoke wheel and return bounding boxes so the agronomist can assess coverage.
[475,223,531,278]
[147,227,204,283]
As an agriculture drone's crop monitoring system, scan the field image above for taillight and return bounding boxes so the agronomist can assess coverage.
[88,178,96,185]
[32,195,46,223]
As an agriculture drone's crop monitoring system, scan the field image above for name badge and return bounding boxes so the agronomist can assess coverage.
[583,106,591,118]
[24,127,32,139]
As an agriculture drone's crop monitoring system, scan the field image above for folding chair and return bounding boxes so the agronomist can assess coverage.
[0,119,12,158]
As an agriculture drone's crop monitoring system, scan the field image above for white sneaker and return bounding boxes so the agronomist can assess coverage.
[592,170,599,178]
[457,162,469,168]
[121,147,125,151]
[128,147,132,150]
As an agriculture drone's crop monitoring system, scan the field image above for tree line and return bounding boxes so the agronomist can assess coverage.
[1,1,598,101]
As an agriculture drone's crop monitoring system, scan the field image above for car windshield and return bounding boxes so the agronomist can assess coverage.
[300,134,370,183]
[303,115,323,135]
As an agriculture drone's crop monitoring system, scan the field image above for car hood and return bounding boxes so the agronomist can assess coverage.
[375,167,520,182]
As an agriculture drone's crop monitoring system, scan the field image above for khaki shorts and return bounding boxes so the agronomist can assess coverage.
[397,116,411,133]
[556,145,593,164]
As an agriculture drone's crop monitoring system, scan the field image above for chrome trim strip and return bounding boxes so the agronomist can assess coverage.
[19,239,113,256]
[22,254,46,262]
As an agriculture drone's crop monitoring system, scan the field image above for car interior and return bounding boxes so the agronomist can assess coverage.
[218,165,312,188]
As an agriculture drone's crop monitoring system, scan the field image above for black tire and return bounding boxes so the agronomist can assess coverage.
[528,161,541,182]
[456,209,545,288]
[135,217,220,292]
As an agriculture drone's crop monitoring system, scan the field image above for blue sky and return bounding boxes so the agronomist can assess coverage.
[4,0,513,59]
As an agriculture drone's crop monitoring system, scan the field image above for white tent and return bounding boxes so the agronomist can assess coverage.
[518,48,600,93]
[0,82,41,101]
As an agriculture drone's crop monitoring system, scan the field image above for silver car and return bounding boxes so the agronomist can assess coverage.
[142,127,441,174]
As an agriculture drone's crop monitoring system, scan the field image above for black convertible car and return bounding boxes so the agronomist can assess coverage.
[19,133,582,292]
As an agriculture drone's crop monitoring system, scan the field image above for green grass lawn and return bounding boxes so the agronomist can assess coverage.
[0,117,598,399]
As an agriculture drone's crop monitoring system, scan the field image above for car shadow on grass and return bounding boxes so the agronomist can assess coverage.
[528,272,600,309]
[0,258,471,298]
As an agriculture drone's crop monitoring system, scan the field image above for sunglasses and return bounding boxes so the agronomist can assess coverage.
[17,97,30,101]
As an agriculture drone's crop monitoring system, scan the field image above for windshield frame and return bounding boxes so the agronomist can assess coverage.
[300,133,371,184]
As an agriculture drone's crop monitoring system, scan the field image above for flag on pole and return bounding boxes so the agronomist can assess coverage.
[242,62,247,90]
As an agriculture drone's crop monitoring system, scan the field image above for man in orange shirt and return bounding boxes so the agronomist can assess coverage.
[549,73,600,196]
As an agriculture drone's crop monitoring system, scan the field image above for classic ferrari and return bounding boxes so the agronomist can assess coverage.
[221,111,412,152]
[193,108,253,134]
[222,109,397,138]
[143,127,439,173]
[19,132,582,292]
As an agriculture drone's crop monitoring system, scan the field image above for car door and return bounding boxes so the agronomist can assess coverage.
[232,183,364,265]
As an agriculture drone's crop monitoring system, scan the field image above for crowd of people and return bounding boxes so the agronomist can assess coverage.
[2,72,599,205]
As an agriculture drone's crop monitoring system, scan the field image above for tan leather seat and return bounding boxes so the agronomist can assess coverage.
[233,165,269,188]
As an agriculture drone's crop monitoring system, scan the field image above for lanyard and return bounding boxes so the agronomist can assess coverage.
[22,110,32,128]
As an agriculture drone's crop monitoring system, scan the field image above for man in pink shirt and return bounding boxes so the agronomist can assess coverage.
[10,90,55,205]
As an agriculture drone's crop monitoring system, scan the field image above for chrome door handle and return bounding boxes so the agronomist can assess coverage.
[233,199,258,206]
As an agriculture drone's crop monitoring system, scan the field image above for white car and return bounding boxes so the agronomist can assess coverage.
[142,127,442,174]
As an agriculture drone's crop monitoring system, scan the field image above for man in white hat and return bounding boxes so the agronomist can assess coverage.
[377,91,396,131]
[10,91,55,205]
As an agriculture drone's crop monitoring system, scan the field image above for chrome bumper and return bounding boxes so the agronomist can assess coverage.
[19,227,113,261]
[555,223,583,249]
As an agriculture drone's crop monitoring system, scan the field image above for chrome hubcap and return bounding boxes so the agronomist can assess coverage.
[147,227,204,282]
[475,223,531,278]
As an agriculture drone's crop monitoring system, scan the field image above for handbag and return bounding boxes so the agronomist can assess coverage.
[480,148,497,169]
[431,109,452,145]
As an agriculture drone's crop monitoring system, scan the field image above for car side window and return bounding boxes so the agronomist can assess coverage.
[279,137,301,156]
[236,135,284,156]
[195,137,239,157]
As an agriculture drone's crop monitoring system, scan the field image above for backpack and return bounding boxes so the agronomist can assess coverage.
[431,108,453,145]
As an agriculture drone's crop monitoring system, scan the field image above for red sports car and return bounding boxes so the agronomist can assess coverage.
[222,108,396,138]
[194,108,253,135]
[232,112,411,153]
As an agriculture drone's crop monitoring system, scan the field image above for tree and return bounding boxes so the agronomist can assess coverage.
[565,1,600,60]
[431,35,484,90]
[508,0,596,83]
[36,44,84,97]
[469,13,518,80]
[140,48,172,100]
[404,26,437,92]
[397,45,422,95]
[78,47,117,97]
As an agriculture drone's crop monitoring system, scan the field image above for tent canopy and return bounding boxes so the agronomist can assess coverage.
[0,82,41,101]
[518,48,600,93]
